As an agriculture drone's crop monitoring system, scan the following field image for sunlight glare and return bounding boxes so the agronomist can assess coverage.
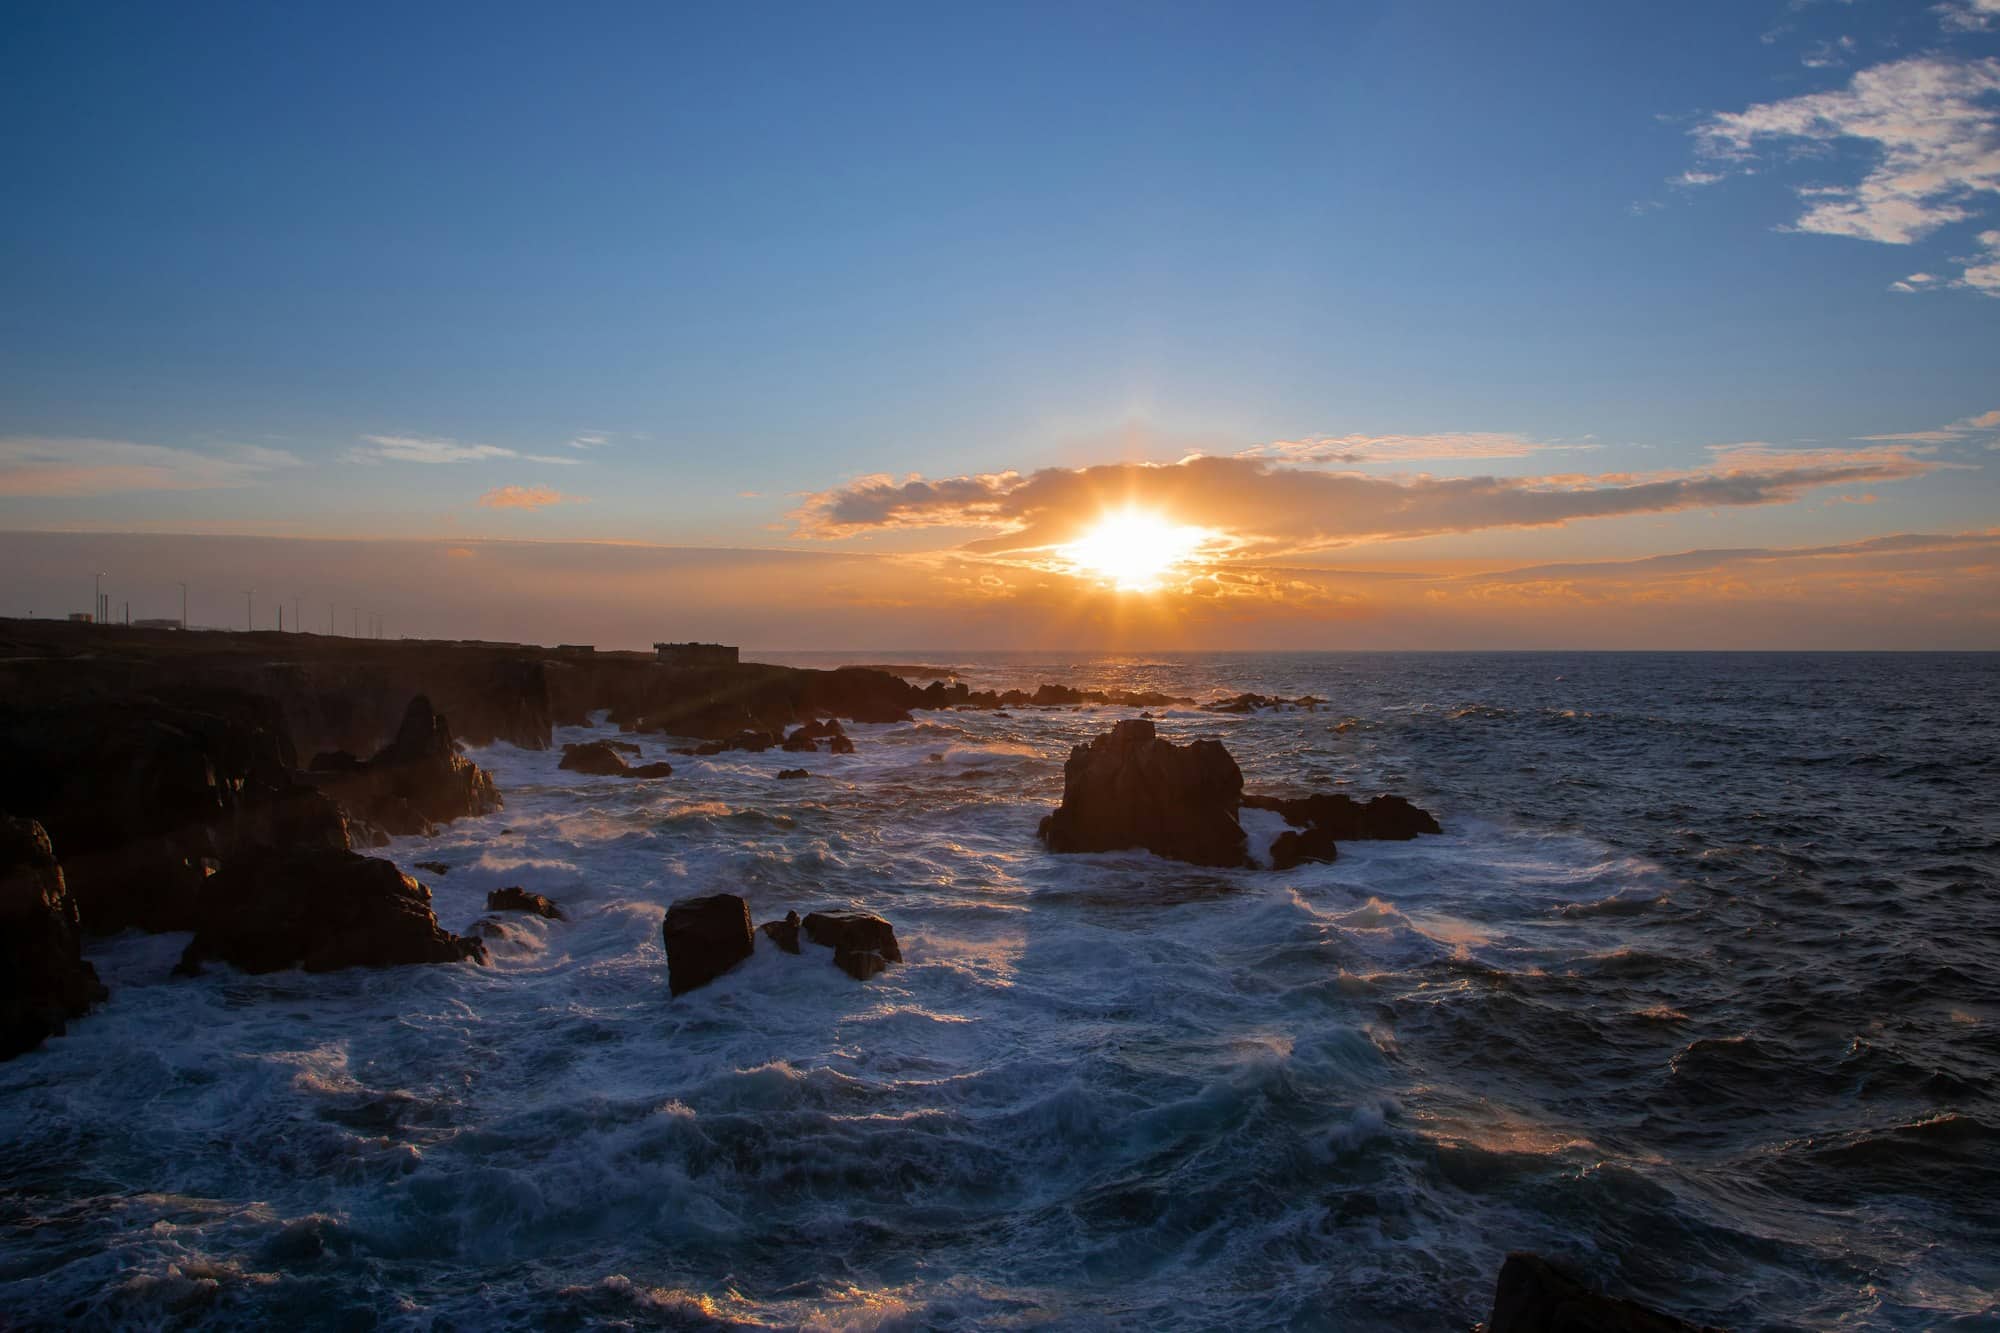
[1059,509,1211,591]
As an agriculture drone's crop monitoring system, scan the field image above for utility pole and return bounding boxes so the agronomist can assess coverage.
[92,571,104,623]
[353,608,359,637]
[330,603,336,635]
[178,581,188,630]
[243,589,254,632]
[292,596,301,633]
[278,604,283,632]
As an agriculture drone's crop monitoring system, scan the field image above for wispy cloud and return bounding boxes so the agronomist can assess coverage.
[792,444,1935,558]
[0,437,303,497]
[476,485,585,510]
[566,433,612,450]
[1937,0,2000,34]
[1235,431,1585,464]
[349,435,518,465]
[1858,407,2000,442]
[1689,55,2000,254]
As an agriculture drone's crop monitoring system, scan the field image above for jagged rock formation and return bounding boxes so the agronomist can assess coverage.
[758,909,801,953]
[1485,1252,1724,1333]
[175,847,487,975]
[558,740,672,778]
[803,910,902,981]
[487,887,565,920]
[1038,719,1248,867]
[308,696,500,837]
[1,817,108,1061]
[1202,692,1325,713]
[662,893,755,996]
[1242,792,1442,842]
[0,686,349,933]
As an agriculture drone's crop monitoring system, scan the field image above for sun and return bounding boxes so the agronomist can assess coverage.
[1058,508,1211,591]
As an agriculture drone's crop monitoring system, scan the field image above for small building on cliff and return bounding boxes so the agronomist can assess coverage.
[654,641,738,669]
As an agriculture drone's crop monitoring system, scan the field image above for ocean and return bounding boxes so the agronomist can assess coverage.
[3,652,1996,1330]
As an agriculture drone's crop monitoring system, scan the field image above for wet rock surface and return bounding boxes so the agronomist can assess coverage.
[0,817,108,1061]
[802,909,902,980]
[1038,719,1248,867]
[558,740,672,778]
[175,846,488,976]
[662,893,755,995]
[758,910,802,953]
[487,887,565,920]
[1242,791,1442,841]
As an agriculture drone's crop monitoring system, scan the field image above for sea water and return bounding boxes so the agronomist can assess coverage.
[2,652,1996,1329]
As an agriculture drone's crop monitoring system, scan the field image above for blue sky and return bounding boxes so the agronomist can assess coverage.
[1,0,1996,645]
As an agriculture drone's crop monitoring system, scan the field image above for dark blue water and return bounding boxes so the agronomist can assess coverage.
[3,652,1996,1329]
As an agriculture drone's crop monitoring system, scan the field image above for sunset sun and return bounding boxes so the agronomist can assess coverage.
[1058,509,1211,591]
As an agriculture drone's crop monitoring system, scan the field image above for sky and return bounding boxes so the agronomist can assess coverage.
[2,0,1997,649]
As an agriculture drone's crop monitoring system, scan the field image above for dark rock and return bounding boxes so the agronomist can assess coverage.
[662,893,754,995]
[802,909,901,979]
[776,768,810,780]
[829,734,856,755]
[1242,792,1441,840]
[0,688,350,934]
[836,948,889,981]
[683,729,779,757]
[1,818,108,1060]
[415,860,450,875]
[487,887,565,920]
[175,846,487,975]
[1202,692,1324,714]
[779,732,819,753]
[468,916,510,941]
[1269,825,1339,870]
[307,696,501,837]
[559,740,672,778]
[758,909,801,953]
[1038,719,1248,867]
[1486,1252,1724,1333]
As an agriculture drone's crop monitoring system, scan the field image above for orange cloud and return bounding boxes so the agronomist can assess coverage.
[476,485,583,510]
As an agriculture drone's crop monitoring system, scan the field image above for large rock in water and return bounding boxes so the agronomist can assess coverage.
[308,696,500,837]
[662,893,754,995]
[0,818,108,1061]
[802,909,901,980]
[1485,1252,1724,1332]
[175,846,487,975]
[558,740,672,778]
[1038,719,1248,867]
[1242,792,1441,841]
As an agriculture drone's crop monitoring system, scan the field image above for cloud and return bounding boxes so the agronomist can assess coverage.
[1937,0,2000,33]
[1235,432,1580,464]
[1962,228,2000,294]
[1801,35,1857,70]
[0,437,302,497]
[1859,407,2000,441]
[349,435,518,465]
[476,485,584,510]
[1691,56,2000,245]
[791,445,1936,559]
[567,433,612,450]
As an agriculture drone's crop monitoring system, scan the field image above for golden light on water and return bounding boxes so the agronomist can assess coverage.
[1057,508,1213,591]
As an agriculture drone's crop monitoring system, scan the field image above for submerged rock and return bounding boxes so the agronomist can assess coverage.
[175,846,487,976]
[662,893,754,995]
[0,817,108,1060]
[415,860,450,875]
[1268,824,1339,870]
[1038,719,1248,868]
[681,729,779,757]
[1485,1252,1724,1332]
[487,887,565,920]
[758,909,802,953]
[308,696,500,837]
[802,909,901,980]
[558,740,672,778]
[1202,692,1325,714]
[1242,792,1441,841]
[775,768,810,780]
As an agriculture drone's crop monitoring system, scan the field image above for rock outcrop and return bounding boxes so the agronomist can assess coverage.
[1,818,108,1061]
[1485,1252,1724,1333]
[776,768,810,780]
[802,909,902,980]
[1038,720,1248,867]
[308,696,500,837]
[558,740,673,778]
[175,847,487,975]
[662,893,754,995]
[758,909,802,953]
[0,687,350,934]
[1268,824,1340,871]
[1202,692,1324,714]
[1242,792,1441,841]
[487,887,565,920]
